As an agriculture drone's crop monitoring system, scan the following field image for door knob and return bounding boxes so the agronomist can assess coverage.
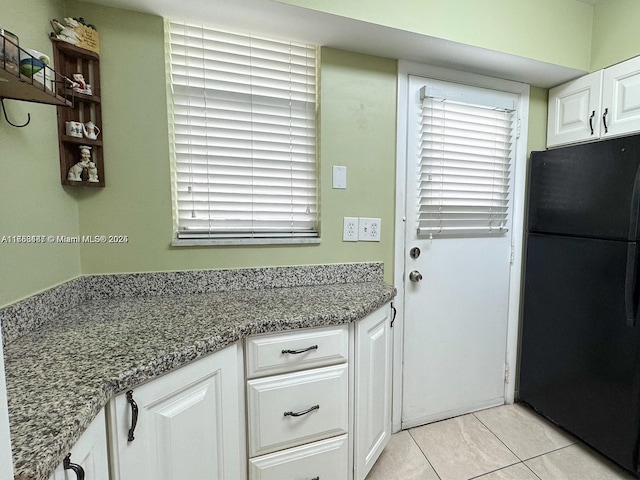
[409,270,423,282]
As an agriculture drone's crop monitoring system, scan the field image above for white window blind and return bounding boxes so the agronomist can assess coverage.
[168,22,318,240]
[418,85,516,236]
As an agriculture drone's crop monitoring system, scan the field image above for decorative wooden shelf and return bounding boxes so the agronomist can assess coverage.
[51,39,99,61]
[52,39,105,187]
[61,135,103,147]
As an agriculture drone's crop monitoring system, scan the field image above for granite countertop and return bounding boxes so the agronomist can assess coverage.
[2,271,395,480]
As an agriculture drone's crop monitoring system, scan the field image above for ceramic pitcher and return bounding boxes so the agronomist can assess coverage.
[82,121,100,140]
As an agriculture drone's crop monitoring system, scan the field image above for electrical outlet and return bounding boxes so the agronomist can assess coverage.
[358,217,381,241]
[343,217,359,242]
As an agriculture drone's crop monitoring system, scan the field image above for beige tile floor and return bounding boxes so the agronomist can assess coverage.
[366,403,636,480]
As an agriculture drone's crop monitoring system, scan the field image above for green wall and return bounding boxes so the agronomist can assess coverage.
[527,86,549,156]
[0,0,81,306]
[0,0,606,307]
[67,2,398,281]
[275,0,594,71]
[591,0,640,71]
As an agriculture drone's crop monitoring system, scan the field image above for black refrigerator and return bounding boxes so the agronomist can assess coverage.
[520,135,640,477]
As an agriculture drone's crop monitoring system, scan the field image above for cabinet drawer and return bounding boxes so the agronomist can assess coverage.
[247,363,349,457]
[249,434,349,480]
[246,325,349,378]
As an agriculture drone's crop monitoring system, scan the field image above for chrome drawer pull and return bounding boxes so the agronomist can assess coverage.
[63,453,85,480]
[284,404,320,417]
[282,345,318,355]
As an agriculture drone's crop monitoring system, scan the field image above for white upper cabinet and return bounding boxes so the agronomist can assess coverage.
[548,55,640,148]
[601,56,640,139]
[547,71,603,147]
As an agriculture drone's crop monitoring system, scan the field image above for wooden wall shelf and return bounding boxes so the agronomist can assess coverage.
[52,40,105,187]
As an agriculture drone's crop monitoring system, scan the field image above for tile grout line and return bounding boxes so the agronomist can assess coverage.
[466,460,525,480]
[407,428,443,480]
[472,409,574,480]
[472,411,527,462]
[471,411,545,479]
[521,443,575,462]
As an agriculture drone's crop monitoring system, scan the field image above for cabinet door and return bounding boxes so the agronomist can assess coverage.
[51,408,109,480]
[601,55,640,139]
[547,71,603,148]
[353,305,393,480]
[108,344,244,480]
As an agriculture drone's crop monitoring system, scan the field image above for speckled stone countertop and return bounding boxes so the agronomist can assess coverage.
[1,263,395,480]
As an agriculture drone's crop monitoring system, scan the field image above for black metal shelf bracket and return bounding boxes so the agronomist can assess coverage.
[0,97,30,127]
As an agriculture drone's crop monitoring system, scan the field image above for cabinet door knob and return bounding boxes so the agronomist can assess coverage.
[63,453,85,480]
[603,108,609,133]
[126,390,139,442]
[589,110,595,135]
[284,404,320,417]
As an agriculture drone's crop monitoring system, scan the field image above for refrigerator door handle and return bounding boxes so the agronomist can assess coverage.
[628,160,640,241]
[625,242,639,327]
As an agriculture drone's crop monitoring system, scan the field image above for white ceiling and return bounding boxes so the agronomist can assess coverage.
[82,0,586,88]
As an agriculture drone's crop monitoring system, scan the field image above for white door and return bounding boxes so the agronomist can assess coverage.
[401,76,517,429]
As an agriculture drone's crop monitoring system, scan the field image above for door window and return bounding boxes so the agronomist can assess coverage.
[418,82,516,237]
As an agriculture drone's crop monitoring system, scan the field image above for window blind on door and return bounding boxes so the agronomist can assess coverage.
[418,86,515,236]
[168,22,318,240]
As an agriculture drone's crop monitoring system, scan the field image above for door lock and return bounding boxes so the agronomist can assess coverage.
[409,247,421,259]
[409,270,423,282]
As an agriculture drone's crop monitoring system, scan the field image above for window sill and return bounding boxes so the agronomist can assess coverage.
[171,237,321,247]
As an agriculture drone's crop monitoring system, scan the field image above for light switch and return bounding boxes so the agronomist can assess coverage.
[333,166,347,189]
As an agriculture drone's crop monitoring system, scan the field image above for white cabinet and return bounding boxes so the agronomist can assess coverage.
[246,324,350,479]
[107,344,245,480]
[50,408,109,480]
[353,306,393,480]
[601,56,640,139]
[245,305,393,480]
[547,71,603,147]
[548,55,640,147]
[39,303,392,480]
